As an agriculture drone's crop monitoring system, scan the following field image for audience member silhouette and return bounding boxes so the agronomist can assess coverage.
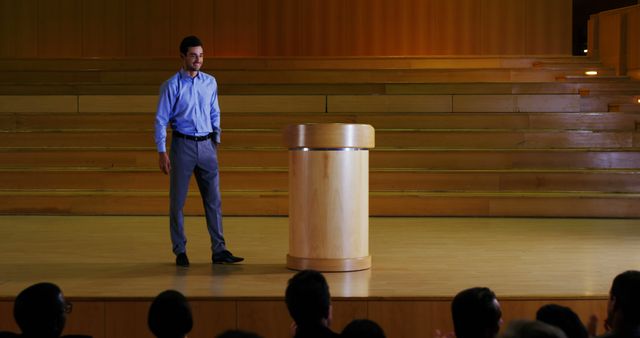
[451,287,503,338]
[341,319,386,338]
[536,304,589,338]
[600,270,640,338]
[216,329,263,338]
[285,270,339,338]
[2,282,90,338]
[502,320,568,338]
[147,290,193,338]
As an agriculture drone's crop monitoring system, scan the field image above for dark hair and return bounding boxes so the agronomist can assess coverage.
[147,290,193,338]
[502,320,567,338]
[14,282,66,338]
[216,329,263,338]
[285,270,331,326]
[451,287,502,338]
[179,36,202,56]
[609,270,640,327]
[342,319,386,338]
[536,304,588,338]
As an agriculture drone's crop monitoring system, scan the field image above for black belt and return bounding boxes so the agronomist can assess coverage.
[173,131,214,141]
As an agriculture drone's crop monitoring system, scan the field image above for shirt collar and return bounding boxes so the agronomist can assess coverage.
[179,68,200,80]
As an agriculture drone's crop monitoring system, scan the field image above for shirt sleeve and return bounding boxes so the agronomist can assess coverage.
[154,80,174,153]
[210,78,221,144]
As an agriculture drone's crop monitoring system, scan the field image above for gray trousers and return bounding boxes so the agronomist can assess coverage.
[169,136,226,255]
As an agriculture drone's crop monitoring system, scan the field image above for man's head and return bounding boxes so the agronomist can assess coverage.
[285,270,332,327]
[148,290,193,338]
[536,304,588,338]
[607,270,640,331]
[451,287,502,338]
[14,282,69,338]
[179,36,203,73]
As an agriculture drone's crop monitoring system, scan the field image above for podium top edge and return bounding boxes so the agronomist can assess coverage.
[283,123,375,149]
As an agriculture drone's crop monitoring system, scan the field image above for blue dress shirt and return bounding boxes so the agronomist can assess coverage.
[154,69,221,152]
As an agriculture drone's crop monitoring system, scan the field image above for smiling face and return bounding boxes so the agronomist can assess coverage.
[181,46,203,74]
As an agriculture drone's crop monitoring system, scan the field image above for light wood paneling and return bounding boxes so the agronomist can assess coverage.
[258,0,301,56]
[599,12,623,75]
[627,7,640,75]
[78,95,157,113]
[0,96,77,113]
[524,0,572,55]
[124,0,173,57]
[220,95,326,113]
[328,95,452,113]
[0,0,38,57]
[82,0,125,57]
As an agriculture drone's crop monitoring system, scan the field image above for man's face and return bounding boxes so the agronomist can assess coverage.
[182,46,203,72]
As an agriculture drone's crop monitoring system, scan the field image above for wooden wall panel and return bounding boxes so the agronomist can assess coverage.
[124,0,173,57]
[627,7,640,73]
[190,300,237,337]
[212,0,259,56]
[330,300,369,332]
[259,0,302,56]
[64,301,106,338]
[37,0,82,57]
[105,301,153,338]
[82,0,125,57]
[368,300,453,338]
[0,0,38,57]
[0,301,18,332]
[599,12,623,73]
[170,0,214,58]
[0,0,574,57]
[237,300,291,338]
[481,0,526,54]
[525,0,572,54]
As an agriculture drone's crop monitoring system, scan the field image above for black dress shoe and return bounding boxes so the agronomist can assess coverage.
[176,252,190,267]
[212,250,244,264]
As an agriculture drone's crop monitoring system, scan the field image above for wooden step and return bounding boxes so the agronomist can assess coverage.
[609,103,640,112]
[1,168,638,193]
[0,68,605,85]
[0,148,638,170]
[2,112,638,132]
[0,189,637,217]
[1,130,637,149]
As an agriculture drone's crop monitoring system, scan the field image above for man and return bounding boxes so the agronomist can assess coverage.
[600,270,640,338]
[155,35,243,267]
[451,287,503,338]
[285,270,340,338]
[148,290,192,338]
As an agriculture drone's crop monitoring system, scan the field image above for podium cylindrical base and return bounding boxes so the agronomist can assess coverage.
[286,255,371,272]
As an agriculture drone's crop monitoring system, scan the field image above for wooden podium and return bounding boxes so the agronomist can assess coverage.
[284,124,375,272]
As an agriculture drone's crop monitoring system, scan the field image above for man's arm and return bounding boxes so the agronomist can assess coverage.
[210,78,221,144]
[155,81,174,174]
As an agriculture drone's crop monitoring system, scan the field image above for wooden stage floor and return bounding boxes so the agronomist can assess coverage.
[0,215,638,300]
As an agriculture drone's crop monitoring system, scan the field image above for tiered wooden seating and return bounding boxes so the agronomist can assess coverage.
[0,57,639,217]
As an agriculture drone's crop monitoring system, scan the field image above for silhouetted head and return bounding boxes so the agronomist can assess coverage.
[607,270,640,332]
[536,304,588,338]
[342,319,386,338]
[502,320,567,338]
[285,270,332,327]
[451,287,502,338]
[148,290,193,338]
[216,329,263,338]
[14,282,69,338]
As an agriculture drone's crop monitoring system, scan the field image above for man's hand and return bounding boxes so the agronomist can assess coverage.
[159,152,171,175]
